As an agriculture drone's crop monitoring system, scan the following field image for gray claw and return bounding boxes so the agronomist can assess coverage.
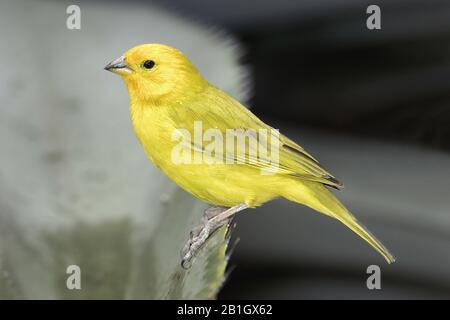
[180,219,222,269]
[180,204,247,269]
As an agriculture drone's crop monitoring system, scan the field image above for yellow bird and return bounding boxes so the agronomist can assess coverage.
[105,44,395,266]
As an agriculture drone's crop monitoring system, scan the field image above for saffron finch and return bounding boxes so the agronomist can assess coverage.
[105,44,395,266]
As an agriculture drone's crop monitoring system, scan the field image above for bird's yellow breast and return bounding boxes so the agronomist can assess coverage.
[129,100,280,207]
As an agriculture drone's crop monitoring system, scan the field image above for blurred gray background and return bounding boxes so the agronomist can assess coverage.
[1,0,450,299]
[150,0,450,299]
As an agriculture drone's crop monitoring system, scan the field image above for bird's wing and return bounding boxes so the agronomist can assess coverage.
[278,134,343,189]
[182,87,343,189]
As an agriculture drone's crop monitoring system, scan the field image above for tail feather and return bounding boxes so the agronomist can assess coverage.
[283,181,396,264]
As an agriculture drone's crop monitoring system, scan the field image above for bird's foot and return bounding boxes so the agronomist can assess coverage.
[181,207,229,269]
[181,204,248,269]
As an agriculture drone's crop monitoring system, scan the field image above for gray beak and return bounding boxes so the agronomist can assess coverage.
[104,55,132,74]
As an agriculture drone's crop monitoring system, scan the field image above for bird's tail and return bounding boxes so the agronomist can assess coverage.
[283,181,395,264]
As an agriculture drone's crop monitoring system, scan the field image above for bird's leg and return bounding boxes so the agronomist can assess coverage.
[185,206,226,239]
[181,203,248,268]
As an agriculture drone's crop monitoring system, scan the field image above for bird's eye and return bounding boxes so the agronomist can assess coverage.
[142,60,155,69]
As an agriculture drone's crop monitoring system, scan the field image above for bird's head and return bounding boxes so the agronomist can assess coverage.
[105,44,205,103]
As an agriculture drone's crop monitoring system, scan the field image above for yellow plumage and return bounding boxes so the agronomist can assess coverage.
[105,44,395,264]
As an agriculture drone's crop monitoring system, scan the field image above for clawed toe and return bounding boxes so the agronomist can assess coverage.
[181,219,226,269]
[180,204,248,269]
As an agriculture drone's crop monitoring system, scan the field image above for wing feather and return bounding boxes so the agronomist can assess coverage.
[179,86,343,189]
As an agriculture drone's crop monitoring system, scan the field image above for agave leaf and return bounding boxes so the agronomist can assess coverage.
[0,0,244,299]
